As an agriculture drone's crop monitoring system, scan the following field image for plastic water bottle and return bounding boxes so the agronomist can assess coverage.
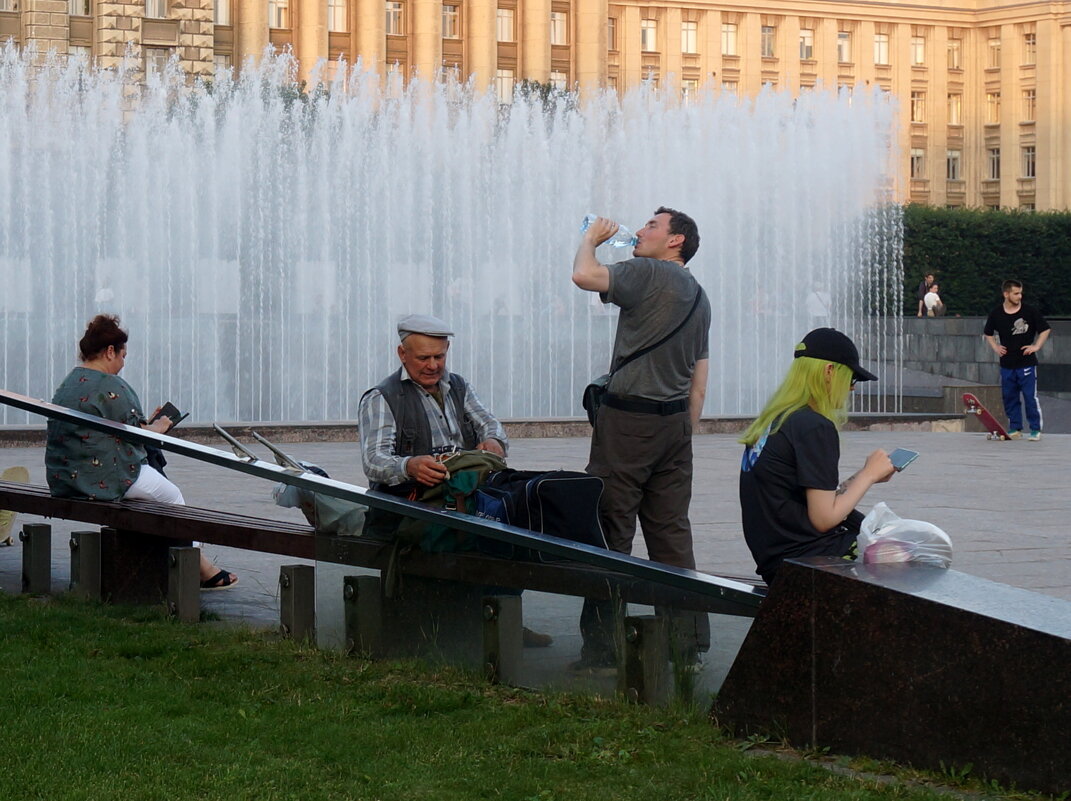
[580,214,638,248]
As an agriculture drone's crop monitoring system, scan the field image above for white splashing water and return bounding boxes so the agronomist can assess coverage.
[0,47,902,424]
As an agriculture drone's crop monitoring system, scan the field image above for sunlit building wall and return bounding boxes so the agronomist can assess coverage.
[1,0,1067,209]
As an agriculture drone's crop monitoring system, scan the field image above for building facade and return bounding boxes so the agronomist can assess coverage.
[2,0,1069,210]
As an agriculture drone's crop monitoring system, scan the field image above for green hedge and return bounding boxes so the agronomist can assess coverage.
[903,204,1071,317]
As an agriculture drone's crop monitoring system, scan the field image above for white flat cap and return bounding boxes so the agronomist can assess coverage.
[397,313,454,341]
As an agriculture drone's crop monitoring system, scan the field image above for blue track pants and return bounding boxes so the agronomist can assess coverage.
[1000,366,1043,433]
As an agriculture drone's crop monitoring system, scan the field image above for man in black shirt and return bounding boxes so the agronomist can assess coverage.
[916,273,934,317]
[983,280,1051,441]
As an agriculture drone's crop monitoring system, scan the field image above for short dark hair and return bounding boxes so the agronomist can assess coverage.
[655,206,700,264]
[79,314,128,362]
[1002,279,1023,293]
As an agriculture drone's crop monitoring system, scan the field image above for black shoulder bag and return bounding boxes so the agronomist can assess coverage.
[581,287,705,425]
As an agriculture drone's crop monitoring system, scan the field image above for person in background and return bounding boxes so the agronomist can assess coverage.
[924,282,945,317]
[916,273,935,317]
[983,280,1051,441]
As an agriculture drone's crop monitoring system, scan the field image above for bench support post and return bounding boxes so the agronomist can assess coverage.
[167,547,201,623]
[99,527,183,604]
[69,530,102,600]
[482,595,523,685]
[20,523,51,594]
[280,564,315,641]
[378,575,487,666]
[343,575,383,656]
[621,615,671,706]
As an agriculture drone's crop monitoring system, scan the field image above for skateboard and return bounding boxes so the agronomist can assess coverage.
[0,466,30,545]
[962,392,1010,440]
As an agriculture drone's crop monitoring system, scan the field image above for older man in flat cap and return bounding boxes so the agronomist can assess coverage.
[358,314,507,490]
[358,316,551,647]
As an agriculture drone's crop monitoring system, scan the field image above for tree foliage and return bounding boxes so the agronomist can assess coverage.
[902,204,1071,317]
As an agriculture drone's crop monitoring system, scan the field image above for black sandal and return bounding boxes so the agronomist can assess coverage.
[200,570,239,590]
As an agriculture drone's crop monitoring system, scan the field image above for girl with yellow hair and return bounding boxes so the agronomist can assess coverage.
[739,329,896,585]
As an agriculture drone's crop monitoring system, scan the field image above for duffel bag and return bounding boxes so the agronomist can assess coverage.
[476,469,607,562]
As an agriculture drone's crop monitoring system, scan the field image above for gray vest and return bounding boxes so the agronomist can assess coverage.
[364,371,479,492]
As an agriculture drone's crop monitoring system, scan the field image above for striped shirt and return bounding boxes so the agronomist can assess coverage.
[357,368,508,486]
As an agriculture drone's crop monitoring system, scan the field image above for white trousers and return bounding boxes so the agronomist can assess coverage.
[126,465,186,505]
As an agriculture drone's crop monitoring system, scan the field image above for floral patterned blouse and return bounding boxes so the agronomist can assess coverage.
[45,367,148,500]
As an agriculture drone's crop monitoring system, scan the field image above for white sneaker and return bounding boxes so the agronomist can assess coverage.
[1028,430,1042,442]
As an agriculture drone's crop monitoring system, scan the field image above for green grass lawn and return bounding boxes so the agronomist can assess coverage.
[0,594,1035,801]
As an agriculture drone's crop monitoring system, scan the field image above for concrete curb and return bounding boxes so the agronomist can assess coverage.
[0,413,965,447]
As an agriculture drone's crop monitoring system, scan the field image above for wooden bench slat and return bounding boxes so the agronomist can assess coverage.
[0,479,762,615]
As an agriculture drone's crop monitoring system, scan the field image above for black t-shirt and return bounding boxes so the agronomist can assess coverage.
[983,304,1050,369]
[739,407,856,584]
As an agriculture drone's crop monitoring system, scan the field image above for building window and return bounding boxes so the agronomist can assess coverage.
[1023,32,1036,65]
[495,68,514,104]
[946,149,962,180]
[910,148,925,179]
[550,71,567,90]
[799,28,814,60]
[947,93,961,125]
[328,0,347,32]
[910,35,925,65]
[268,0,289,28]
[213,53,232,73]
[721,23,737,56]
[1023,88,1036,121]
[873,33,889,65]
[145,0,166,18]
[607,17,617,51]
[69,44,91,61]
[760,25,775,58]
[68,0,90,15]
[214,0,230,24]
[910,91,925,123]
[987,147,1001,180]
[385,1,403,34]
[837,31,851,63]
[495,8,513,42]
[550,11,567,45]
[441,4,459,38]
[641,19,657,52]
[1020,203,1035,211]
[721,80,737,92]
[144,47,170,76]
[947,38,961,70]
[987,37,1001,69]
[1021,146,1036,178]
[986,91,1001,124]
[681,21,697,55]
[681,77,699,99]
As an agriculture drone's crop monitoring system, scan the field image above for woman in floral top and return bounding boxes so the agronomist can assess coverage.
[46,315,238,590]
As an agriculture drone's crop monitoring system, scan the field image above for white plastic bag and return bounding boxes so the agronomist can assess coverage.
[857,502,953,568]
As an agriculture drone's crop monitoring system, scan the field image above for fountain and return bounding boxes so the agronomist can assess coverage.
[0,47,902,424]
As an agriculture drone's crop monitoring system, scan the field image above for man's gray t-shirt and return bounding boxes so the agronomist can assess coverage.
[602,257,711,401]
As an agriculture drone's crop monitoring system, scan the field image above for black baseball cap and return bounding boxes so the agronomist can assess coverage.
[794,328,878,383]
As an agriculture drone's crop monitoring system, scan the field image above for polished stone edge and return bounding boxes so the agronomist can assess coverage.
[712,557,1071,796]
[0,413,965,447]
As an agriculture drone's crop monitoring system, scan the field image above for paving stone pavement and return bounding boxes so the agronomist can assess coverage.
[2,429,1068,698]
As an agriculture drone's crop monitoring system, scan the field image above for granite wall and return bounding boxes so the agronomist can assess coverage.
[903,317,1071,398]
